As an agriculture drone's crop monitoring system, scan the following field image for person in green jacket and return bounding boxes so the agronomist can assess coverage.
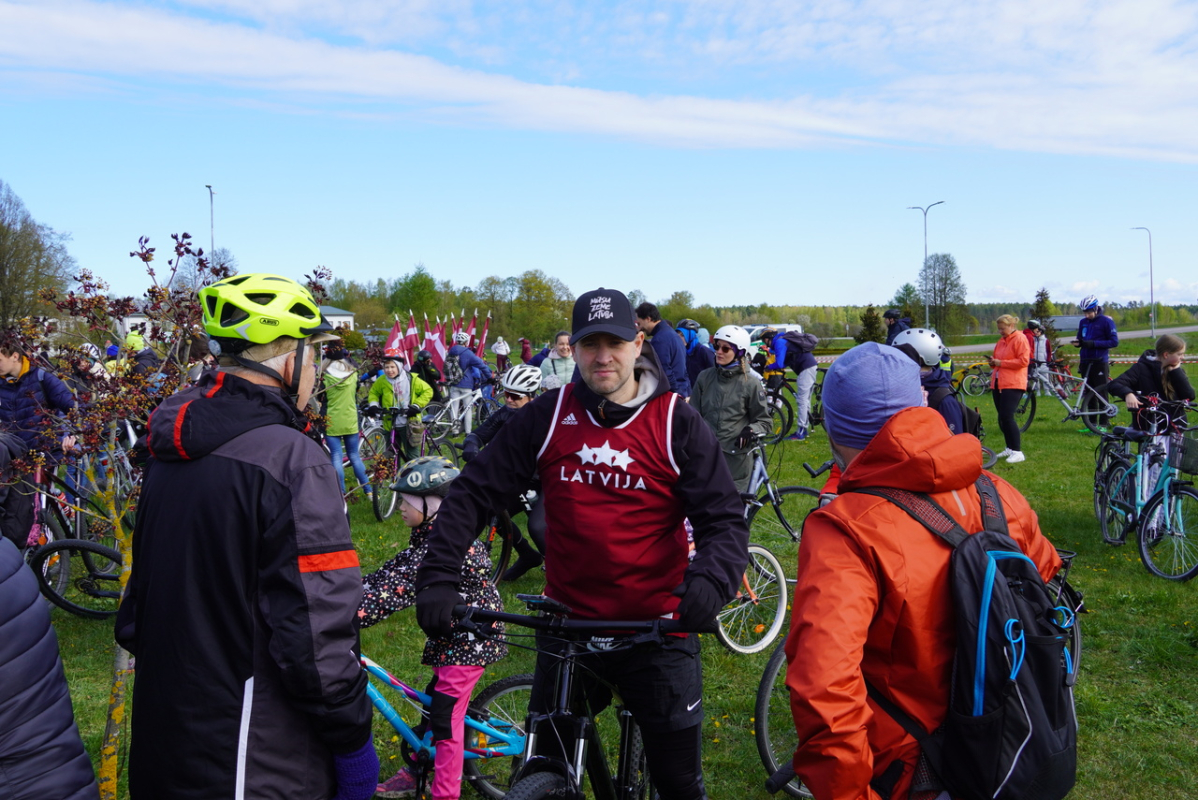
[367,350,433,461]
[322,342,371,497]
[690,325,772,492]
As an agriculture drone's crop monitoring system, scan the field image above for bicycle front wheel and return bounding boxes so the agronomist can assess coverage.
[716,544,788,655]
[764,393,795,445]
[961,372,988,397]
[755,638,813,798]
[981,445,998,470]
[807,376,825,429]
[1138,484,1198,581]
[1100,459,1134,545]
[747,486,819,552]
[1014,390,1036,433]
[504,772,568,800]
[479,511,515,584]
[29,538,123,618]
[372,460,399,522]
[24,510,69,606]
[1079,391,1114,434]
[464,673,534,800]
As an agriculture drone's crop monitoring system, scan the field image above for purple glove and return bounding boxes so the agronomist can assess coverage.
[332,737,379,800]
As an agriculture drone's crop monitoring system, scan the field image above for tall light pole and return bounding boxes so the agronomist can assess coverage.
[1132,227,1154,337]
[205,185,215,265]
[908,201,945,328]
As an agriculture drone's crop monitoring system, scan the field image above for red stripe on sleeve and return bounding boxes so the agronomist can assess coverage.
[205,371,226,398]
[173,401,193,460]
[298,550,360,573]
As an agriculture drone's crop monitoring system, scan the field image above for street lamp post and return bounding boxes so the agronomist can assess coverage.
[908,201,945,328]
[1132,227,1154,337]
[205,185,215,265]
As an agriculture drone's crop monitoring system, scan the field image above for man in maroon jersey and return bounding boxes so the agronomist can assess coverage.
[416,287,748,800]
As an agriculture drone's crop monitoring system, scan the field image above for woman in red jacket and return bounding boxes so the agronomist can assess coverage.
[990,314,1031,463]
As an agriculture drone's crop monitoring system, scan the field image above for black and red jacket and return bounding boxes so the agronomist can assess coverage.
[115,371,371,799]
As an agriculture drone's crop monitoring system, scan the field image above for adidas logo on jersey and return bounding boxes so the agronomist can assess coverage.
[561,413,579,425]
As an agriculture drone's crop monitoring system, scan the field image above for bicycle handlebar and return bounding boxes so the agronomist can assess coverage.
[804,460,833,478]
[452,600,687,637]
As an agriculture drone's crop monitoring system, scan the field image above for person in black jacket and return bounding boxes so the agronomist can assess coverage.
[417,287,747,800]
[115,274,377,800]
[0,533,99,800]
[1107,334,1194,431]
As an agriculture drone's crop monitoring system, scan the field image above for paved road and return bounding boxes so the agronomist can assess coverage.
[948,324,1198,356]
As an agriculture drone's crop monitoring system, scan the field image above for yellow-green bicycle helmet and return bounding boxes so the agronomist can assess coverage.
[200,273,335,347]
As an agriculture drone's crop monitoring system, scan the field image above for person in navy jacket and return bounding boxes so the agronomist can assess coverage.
[634,302,691,397]
[1072,295,1119,400]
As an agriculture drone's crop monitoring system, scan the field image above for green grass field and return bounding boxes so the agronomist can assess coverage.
[52,358,1198,798]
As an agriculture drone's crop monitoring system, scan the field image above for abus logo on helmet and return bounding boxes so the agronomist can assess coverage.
[260,318,279,326]
[587,296,613,321]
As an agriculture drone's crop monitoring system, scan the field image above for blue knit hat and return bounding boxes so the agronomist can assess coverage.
[822,342,924,450]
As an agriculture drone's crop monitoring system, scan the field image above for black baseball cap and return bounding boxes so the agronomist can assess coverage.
[570,288,638,345]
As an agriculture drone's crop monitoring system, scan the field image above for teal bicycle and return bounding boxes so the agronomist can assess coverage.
[1096,415,1198,580]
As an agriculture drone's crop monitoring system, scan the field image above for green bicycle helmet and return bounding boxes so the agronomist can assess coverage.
[392,456,459,496]
[200,273,335,347]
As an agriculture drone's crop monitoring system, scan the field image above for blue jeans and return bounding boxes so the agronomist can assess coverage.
[326,433,369,493]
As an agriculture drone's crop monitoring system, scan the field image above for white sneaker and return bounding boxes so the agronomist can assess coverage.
[995,448,1013,459]
[1006,451,1026,463]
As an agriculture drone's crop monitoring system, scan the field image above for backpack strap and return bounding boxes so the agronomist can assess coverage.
[852,473,1007,548]
[926,386,953,411]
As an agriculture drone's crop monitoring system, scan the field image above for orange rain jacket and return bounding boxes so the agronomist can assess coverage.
[786,407,1061,800]
[990,330,1030,391]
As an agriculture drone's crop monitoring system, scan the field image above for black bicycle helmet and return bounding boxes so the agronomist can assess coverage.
[883,308,902,320]
[1026,319,1043,332]
[416,350,433,363]
[676,319,701,331]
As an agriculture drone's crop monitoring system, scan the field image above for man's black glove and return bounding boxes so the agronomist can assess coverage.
[462,436,480,463]
[672,575,724,633]
[735,426,755,450]
[405,403,421,419]
[365,405,383,418]
[766,374,783,391]
[415,583,462,638]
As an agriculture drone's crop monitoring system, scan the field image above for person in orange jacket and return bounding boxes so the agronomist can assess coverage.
[989,314,1031,462]
[785,342,1061,800]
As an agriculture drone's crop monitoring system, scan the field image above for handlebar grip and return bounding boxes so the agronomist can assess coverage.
[765,764,797,794]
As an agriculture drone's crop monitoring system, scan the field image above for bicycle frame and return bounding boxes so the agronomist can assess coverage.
[1108,436,1177,530]
[1036,368,1118,423]
[360,654,525,763]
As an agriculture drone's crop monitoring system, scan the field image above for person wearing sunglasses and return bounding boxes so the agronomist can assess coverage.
[690,325,773,492]
[460,363,547,580]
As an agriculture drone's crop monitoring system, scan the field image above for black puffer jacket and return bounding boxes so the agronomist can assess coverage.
[1108,349,1196,430]
[0,537,99,800]
[115,370,372,799]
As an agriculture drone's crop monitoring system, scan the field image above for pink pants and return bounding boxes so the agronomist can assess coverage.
[431,664,486,800]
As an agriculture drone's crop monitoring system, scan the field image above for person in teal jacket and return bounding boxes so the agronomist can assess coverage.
[367,351,433,460]
[322,344,371,497]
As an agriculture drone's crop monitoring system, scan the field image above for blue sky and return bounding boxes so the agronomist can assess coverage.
[1,0,1195,309]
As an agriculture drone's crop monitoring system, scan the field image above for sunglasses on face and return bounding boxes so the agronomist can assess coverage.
[713,344,737,354]
[505,391,531,402]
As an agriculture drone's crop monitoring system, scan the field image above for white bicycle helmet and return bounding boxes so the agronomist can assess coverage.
[891,328,945,368]
[501,364,542,395]
[452,331,470,345]
[1079,295,1099,312]
[712,325,751,354]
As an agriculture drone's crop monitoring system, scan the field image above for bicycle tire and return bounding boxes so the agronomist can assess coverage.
[981,445,998,470]
[24,509,69,605]
[1101,459,1135,545]
[1080,391,1114,434]
[1047,577,1083,675]
[755,638,813,798]
[361,428,387,462]
[716,544,788,655]
[1014,389,1036,433]
[807,373,825,429]
[30,538,122,619]
[1138,484,1198,581]
[504,771,568,800]
[372,460,399,522]
[747,486,819,552]
[765,392,795,445]
[478,511,516,585]
[423,402,453,442]
[427,436,462,468]
[961,372,988,397]
[464,673,534,800]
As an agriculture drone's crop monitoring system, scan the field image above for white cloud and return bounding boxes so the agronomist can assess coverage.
[2,0,1197,159]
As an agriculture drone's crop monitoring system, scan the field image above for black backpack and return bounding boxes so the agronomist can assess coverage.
[854,475,1078,800]
[442,353,464,387]
[777,331,820,371]
[928,385,983,438]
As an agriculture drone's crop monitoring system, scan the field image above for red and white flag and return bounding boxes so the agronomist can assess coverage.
[383,315,403,353]
[403,310,419,364]
[421,314,443,369]
[431,315,449,367]
[474,310,491,358]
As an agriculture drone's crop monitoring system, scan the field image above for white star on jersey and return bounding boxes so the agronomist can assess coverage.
[576,441,635,472]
